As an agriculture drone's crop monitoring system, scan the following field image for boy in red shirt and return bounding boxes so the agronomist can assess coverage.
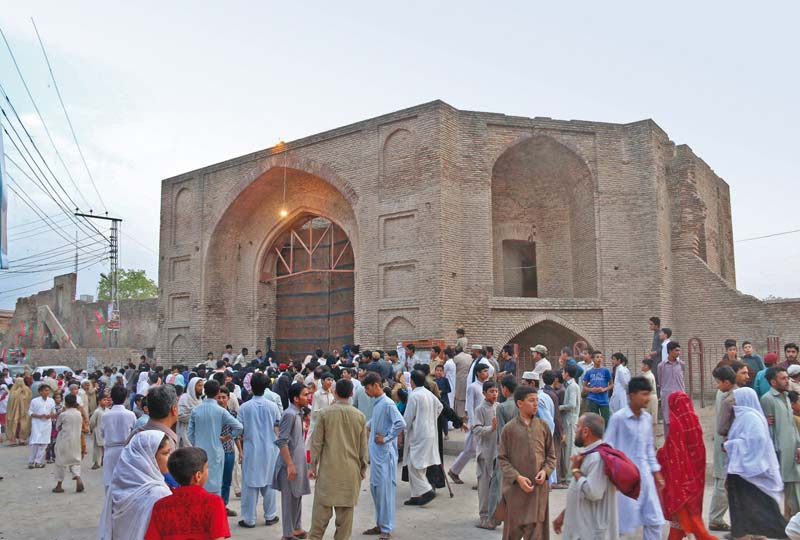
[145,447,231,540]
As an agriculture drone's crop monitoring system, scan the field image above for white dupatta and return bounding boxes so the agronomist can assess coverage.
[98,430,171,540]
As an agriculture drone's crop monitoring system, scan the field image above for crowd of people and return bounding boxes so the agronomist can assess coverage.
[2,322,800,540]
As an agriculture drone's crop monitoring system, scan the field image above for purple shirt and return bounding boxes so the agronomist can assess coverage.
[658,359,685,423]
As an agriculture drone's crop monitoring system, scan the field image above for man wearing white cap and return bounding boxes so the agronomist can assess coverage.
[530,345,551,379]
[787,364,800,393]
[466,345,494,386]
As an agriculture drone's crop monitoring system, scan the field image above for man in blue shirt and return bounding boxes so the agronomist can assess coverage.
[581,350,612,425]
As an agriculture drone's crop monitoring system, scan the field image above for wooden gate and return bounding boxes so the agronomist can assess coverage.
[263,216,354,360]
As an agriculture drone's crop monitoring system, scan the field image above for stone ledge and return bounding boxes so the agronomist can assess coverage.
[489,297,603,310]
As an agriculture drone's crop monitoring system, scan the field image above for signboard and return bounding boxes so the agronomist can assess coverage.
[107,309,121,331]
[0,120,8,269]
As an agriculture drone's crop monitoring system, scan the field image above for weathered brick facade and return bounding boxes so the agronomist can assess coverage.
[157,100,800,365]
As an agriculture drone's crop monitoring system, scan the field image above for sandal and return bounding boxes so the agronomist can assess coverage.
[363,526,382,535]
[709,523,730,532]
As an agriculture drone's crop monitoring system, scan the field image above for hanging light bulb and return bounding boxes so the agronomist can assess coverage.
[279,141,288,218]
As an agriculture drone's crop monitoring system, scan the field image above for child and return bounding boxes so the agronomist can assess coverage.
[89,390,111,470]
[789,390,800,434]
[434,365,452,435]
[145,447,231,540]
[46,391,63,463]
[53,393,84,493]
[472,380,499,530]
[640,358,659,433]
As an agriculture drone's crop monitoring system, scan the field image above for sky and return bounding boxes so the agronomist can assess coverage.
[0,1,798,310]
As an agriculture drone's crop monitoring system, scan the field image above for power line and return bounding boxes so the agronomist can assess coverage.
[4,176,77,245]
[120,229,158,255]
[8,241,105,265]
[0,256,109,301]
[0,97,108,241]
[0,250,107,276]
[7,215,72,237]
[1,115,107,243]
[0,26,92,211]
[30,18,108,214]
[7,214,72,231]
[735,228,800,243]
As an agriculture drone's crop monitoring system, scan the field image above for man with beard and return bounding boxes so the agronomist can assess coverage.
[553,413,618,540]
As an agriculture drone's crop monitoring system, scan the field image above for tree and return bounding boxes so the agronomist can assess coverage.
[97,268,158,301]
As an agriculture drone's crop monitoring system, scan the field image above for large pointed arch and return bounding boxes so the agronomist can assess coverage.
[491,135,598,299]
[202,165,359,359]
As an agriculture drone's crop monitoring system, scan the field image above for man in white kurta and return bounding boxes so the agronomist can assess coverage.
[101,387,137,487]
[238,373,283,527]
[604,383,664,540]
[559,366,581,462]
[403,372,443,504]
[307,373,335,449]
[28,385,56,467]
[444,355,457,408]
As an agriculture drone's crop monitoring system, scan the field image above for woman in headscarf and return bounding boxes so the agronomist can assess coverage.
[136,371,150,396]
[98,430,172,540]
[656,391,716,540]
[6,377,31,445]
[724,386,787,540]
[176,376,203,448]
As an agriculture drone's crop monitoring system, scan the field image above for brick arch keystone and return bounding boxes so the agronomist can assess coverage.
[498,313,595,350]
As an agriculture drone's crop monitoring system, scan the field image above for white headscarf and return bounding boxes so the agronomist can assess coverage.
[136,371,150,395]
[178,376,203,414]
[98,430,171,540]
[724,387,784,503]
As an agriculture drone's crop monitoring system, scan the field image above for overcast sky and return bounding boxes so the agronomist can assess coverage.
[1,1,798,310]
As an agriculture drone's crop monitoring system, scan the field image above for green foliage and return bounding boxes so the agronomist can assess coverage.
[97,268,157,301]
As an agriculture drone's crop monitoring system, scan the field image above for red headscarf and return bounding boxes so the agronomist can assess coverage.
[656,391,706,518]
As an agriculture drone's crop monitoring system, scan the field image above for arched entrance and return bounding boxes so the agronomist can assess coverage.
[491,135,598,298]
[508,319,591,373]
[260,214,354,360]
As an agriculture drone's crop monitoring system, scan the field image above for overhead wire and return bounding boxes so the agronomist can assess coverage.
[0,96,108,242]
[735,229,800,243]
[8,237,105,264]
[7,214,72,231]
[0,27,92,211]
[0,248,107,276]
[30,18,108,214]
[4,176,77,245]
[0,256,109,301]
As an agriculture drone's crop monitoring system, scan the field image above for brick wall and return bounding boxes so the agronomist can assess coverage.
[155,100,800,369]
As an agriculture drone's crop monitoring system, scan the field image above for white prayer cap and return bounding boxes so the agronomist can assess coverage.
[789,364,800,377]
[521,370,539,381]
[470,344,483,350]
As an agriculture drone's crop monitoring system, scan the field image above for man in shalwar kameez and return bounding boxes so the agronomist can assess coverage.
[308,378,368,540]
[495,385,556,540]
[188,380,243,495]
[237,373,282,528]
[605,376,665,540]
[403,370,443,506]
[363,373,406,539]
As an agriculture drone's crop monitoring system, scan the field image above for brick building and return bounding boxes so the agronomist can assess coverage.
[157,100,800,370]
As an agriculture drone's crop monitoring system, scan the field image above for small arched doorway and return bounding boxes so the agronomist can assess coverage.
[261,214,355,360]
[508,320,591,373]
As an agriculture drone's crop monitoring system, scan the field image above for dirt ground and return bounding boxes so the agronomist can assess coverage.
[0,404,728,540]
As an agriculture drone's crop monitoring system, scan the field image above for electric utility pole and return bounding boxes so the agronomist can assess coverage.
[75,212,122,347]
